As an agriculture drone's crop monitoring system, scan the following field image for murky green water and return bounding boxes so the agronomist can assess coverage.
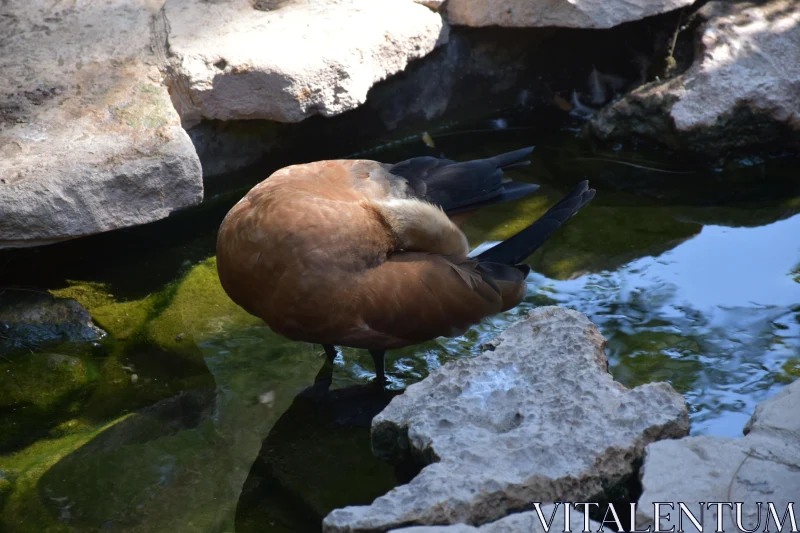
[1,112,799,532]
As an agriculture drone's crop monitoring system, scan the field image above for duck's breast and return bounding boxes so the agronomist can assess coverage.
[216,160,395,342]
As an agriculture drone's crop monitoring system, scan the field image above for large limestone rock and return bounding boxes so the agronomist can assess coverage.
[0,0,203,249]
[162,0,448,125]
[323,307,689,533]
[440,0,694,29]
[636,379,800,533]
[590,0,800,154]
[389,505,602,533]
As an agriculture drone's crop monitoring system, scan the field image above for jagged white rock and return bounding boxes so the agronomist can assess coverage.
[323,307,689,533]
[388,504,603,533]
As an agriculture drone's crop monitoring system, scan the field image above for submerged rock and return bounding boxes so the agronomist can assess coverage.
[0,0,203,249]
[0,292,104,352]
[635,379,800,532]
[440,0,694,29]
[162,0,448,125]
[590,0,800,155]
[323,307,689,533]
[52,257,261,361]
[390,504,602,533]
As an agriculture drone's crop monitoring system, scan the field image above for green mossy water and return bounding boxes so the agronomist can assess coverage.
[0,352,98,453]
[0,112,798,533]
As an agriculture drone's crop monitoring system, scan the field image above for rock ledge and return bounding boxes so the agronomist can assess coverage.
[163,0,448,125]
[323,307,689,533]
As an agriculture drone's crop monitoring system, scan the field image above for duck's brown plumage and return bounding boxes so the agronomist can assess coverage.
[217,149,595,385]
[216,159,526,350]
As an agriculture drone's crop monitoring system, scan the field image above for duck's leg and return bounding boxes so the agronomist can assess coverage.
[314,344,339,388]
[323,344,338,363]
[369,349,386,387]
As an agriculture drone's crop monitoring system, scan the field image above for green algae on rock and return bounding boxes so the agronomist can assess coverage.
[0,352,100,454]
[782,359,800,380]
[144,258,262,356]
[51,257,262,362]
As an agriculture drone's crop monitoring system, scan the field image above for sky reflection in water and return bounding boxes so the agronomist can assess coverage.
[491,214,800,436]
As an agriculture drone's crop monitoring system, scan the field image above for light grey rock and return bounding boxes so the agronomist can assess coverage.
[163,0,448,125]
[636,379,800,533]
[414,0,446,12]
[389,505,602,533]
[0,0,203,249]
[444,0,694,29]
[590,0,800,154]
[323,307,689,533]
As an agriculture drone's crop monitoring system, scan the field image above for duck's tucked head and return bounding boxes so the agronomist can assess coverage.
[373,198,469,259]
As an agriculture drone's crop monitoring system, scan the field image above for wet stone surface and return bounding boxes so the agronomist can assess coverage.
[324,307,689,533]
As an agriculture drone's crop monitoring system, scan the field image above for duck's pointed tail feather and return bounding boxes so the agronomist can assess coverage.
[483,146,535,169]
[389,146,538,214]
[476,180,595,266]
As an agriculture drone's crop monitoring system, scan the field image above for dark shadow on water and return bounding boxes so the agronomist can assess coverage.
[235,378,404,533]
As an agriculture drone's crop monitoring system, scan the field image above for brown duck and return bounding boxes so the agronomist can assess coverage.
[216,147,594,385]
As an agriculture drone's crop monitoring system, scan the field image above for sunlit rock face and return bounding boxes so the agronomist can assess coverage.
[636,379,800,533]
[323,307,689,533]
[162,0,448,125]
[388,504,602,533]
[439,0,694,29]
[0,0,203,250]
[591,0,800,154]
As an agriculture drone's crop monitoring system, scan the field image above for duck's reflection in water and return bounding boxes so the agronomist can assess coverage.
[235,365,412,533]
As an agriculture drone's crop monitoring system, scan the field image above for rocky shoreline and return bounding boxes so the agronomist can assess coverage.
[323,308,800,533]
[2,0,798,248]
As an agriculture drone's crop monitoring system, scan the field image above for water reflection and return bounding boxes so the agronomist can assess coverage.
[235,380,401,531]
[534,215,800,436]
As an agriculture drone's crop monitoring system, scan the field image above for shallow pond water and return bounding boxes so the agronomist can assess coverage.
[0,112,799,532]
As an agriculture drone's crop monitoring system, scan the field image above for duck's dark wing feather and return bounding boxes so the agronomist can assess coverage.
[387,147,539,214]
